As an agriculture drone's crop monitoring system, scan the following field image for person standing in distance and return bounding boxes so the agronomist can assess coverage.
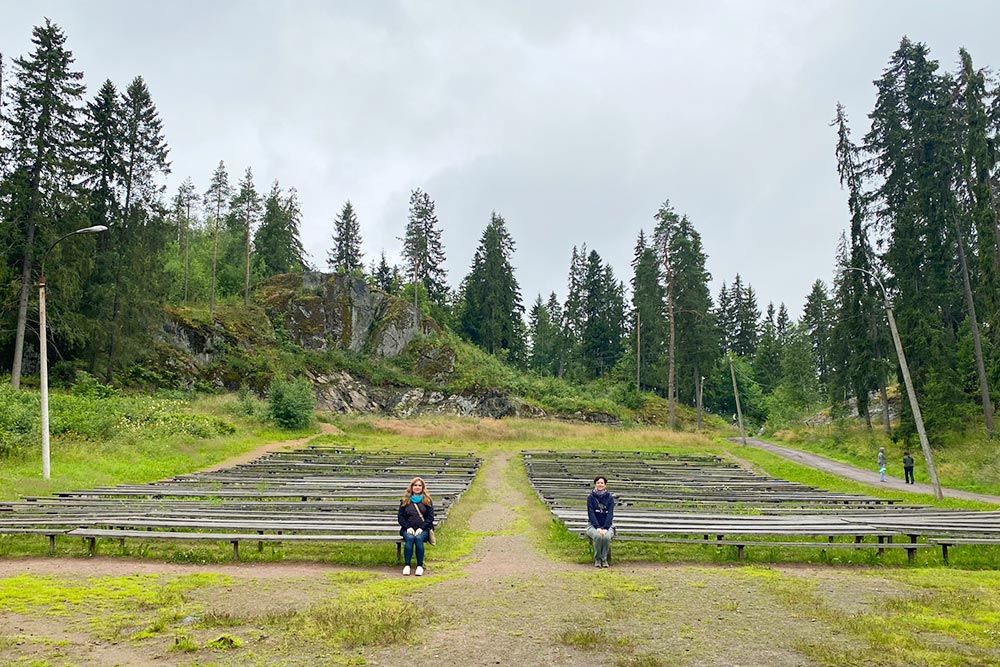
[398,477,434,576]
[903,451,915,484]
[586,475,615,568]
[877,447,887,482]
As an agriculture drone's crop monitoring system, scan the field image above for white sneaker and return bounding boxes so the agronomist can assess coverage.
[402,565,411,576]
[415,566,424,576]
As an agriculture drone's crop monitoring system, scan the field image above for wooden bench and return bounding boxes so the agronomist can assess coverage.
[929,537,1000,564]
[67,528,405,561]
[596,534,934,563]
[0,527,68,554]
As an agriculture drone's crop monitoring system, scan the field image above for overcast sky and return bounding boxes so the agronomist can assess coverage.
[4,1,1000,317]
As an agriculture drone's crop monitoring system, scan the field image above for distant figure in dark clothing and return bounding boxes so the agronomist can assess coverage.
[878,447,886,482]
[586,475,615,568]
[903,451,915,484]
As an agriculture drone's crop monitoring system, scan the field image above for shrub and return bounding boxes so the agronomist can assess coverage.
[267,376,315,429]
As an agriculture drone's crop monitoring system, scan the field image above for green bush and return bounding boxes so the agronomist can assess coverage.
[267,376,315,429]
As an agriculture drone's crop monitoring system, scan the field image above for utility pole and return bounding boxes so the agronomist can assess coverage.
[728,353,746,446]
[635,309,640,391]
[846,267,943,500]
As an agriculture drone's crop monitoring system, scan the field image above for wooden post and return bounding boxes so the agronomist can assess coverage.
[728,354,747,446]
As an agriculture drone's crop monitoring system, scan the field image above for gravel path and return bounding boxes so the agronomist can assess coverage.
[734,437,1000,504]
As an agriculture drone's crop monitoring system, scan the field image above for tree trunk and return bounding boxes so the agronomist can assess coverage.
[667,290,675,429]
[953,215,994,436]
[695,366,703,431]
[10,168,42,390]
[879,376,891,434]
[10,218,35,389]
[210,207,219,317]
[183,202,190,303]
[243,206,250,306]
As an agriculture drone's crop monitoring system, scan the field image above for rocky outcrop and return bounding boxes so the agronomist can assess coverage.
[259,272,434,357]
[310,370,546,419]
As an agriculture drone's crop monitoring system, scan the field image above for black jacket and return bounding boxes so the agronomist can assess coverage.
[398,500,435,535]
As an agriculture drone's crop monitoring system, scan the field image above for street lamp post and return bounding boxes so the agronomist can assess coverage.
[845,266,943,500]
[39,225,107,480]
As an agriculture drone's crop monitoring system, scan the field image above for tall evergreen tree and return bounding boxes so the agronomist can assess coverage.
[101,75,170,381]
[458,212,525,361]
[800,279,832,393]
[2,20,85,388]
[730,275,760,357]
[631,241,667,392]
[754,303,783,395]
[227,167,261,306]
[328,200,363,274]
[864,38,966,436]
[667,213,717,409]
[203,160,231,316]
[253,181,305,278]
[173,177,199,302]
[402,188,447,307]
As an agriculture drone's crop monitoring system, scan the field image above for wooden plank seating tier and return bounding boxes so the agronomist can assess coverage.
[0,449,481,560]
[524,450,1000,564]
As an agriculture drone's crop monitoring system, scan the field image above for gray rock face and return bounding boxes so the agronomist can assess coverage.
[278,272,430,358]
[310,371,546,420]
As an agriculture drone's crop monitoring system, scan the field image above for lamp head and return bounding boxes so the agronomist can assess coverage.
[78,225,108,234]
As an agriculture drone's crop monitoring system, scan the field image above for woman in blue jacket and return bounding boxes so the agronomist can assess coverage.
[586,475,615,568]
[398,477,434,576]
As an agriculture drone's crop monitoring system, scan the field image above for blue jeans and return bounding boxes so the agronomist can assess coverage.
[402,530,430,566]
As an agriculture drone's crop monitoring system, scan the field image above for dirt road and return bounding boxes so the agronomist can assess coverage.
[735,437,1000,504]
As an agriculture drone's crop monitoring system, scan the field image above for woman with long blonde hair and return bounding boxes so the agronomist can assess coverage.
[398,477,434,576]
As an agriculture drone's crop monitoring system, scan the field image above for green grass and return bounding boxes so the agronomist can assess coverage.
[736,566,1000,666]
[0,393,316,501]
[768,421,1000,497]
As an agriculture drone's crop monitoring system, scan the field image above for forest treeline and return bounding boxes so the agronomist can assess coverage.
[2,22,999,442]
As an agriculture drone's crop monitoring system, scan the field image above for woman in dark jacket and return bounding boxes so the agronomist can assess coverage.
[586,475,615,568]
[398,477,434,576]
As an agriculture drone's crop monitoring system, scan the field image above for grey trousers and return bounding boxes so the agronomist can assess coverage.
[586,525,616,562]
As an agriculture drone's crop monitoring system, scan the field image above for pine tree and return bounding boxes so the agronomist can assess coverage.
[328,200,363,274]
[203,160,231,316]
[3,20,85,388]
[173,178,199,302]
[402,188,448,307]
[226,167,261,306]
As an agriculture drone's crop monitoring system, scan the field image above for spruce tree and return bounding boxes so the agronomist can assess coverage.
[458,212,525,361]
[864,38,965,436]
[402,188,448,307]
[3,20,85,388]
[253,181,306,278]
[631,241,667,392]
[102,75,171,381]
[800,279,832,394]
[328,200,363,274]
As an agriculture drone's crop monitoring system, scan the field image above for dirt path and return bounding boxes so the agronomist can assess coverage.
[198,421,342,472]
[736,437,1000,504]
